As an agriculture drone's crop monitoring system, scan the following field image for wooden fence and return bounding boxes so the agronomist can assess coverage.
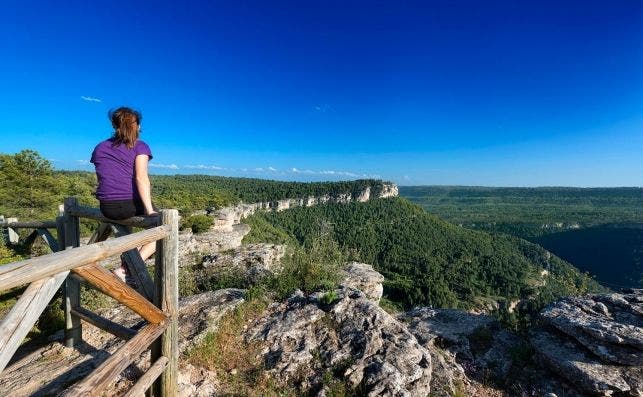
[0,197,179,396]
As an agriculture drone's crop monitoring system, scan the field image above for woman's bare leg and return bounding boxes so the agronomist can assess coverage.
[138,241,156,261]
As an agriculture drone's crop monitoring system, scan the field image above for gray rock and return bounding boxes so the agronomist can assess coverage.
[399,308,519,381]
[341,262,385,302]
[532,289,643,396]
[530,329,631,396]
[247,286,432,396]
[201,243,286,284]
[540,291,643,366]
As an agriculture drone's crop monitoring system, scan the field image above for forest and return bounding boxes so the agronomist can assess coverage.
[242,197,605,325]
[400,185,643,288]
[400,185,643,238]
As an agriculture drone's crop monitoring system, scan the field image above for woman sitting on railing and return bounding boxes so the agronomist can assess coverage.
[90,107,157,285]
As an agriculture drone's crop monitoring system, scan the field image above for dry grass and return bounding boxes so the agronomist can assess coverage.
[187,298,296,396]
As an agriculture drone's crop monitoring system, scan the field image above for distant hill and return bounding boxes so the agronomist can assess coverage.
[400,185,643,288]
[243,197,605,317]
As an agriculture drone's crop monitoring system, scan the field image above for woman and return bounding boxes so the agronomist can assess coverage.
[91,107,157,284]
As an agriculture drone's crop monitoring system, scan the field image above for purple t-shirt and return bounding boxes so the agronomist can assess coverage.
[90,138,153,201]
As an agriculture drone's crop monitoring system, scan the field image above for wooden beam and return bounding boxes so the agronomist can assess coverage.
[72,264,167,325]
[0,271,68,374]
[0,220,57,229]
[71,307,136,340]
[88,222,113,244]
[62,322,166,397]
[0,225,170,292]
[37,228,59,252]
[113,225,155,302]
[67,204,160,228]
[63,198,82,348]
[153,209,179,397]
[63,197,82,348]
[122,356,168,397]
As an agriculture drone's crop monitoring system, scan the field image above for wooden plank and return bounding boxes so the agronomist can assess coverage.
[122,356,169,397]
[71,307,136,340]
[37,228,59,252]
[0,220,57,229]
[88,222,113,244]
[67,204,159,228]
[22,230,39,250]
[113,225,155,302]
[153,209,179,397]
[63,197,82,348]
[62,322,166,397]
[0,271,69,374]
[0,225,170,292]
[72,264,166,325]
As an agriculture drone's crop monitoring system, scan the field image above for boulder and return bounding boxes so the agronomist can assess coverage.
[341,262,384,302]
[531,289,643,396]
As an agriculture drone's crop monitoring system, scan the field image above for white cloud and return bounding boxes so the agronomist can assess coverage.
[149,163,179,170]
[254,167,264,172]
[184,164,224,170]
[268,166,277,171]
[403,175,411,181]
[313,104,330,112]
[81,96,102,103]
[76,159,90,165]
[289,167,378,178]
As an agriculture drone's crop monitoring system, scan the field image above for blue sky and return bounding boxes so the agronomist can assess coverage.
[1,0,642,186]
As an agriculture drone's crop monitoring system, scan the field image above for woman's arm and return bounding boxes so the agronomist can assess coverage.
[135,154,156,215]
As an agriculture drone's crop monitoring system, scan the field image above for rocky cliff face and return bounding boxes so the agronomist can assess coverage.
[208,182,398,230]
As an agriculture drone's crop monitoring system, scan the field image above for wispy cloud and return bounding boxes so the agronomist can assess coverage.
[313,104,331,113]
[184,164,224,170]
[149,163,179,170]
[268,166,277,172]
[81,96,102,103]
[76,159,90,165]
[290,167,378,178]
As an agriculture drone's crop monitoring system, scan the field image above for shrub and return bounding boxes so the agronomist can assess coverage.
[267,222,346,299]
[182,215,213,234]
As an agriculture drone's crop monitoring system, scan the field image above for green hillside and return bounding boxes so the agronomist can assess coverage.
[243,197,605,316]
[399,185,643,288]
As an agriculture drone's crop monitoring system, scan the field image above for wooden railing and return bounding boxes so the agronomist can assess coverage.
[0,197,179,396]
[0,213,60,253]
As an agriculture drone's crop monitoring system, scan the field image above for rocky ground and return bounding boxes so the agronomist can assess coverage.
[3,255,639,396]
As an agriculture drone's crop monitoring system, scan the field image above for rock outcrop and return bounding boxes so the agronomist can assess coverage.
[530,289,643,396]
[200,243,286,284]
[245,264,432,396]
[399,308,517,396]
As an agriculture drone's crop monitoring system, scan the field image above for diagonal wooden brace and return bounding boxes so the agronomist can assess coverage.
[72,263,166,325]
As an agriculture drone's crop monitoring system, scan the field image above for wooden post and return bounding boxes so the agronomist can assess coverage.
[6,218,18,244]
[152,209,178,397]
[62,197,82,348]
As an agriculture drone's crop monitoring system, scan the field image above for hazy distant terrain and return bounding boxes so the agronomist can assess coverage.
[400,186,643,288]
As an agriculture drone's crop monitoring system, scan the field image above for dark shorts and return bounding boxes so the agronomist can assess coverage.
[99,199,156,220]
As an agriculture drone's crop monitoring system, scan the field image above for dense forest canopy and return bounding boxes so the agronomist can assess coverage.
[0,150,389,220]
[243,197,605,316]
[400,185,643,238]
